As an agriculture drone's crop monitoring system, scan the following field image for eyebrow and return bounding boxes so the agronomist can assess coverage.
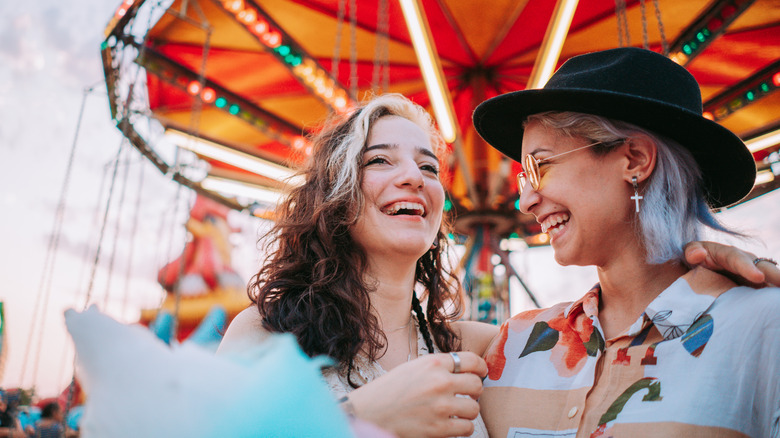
[364,143,439,160]
[526,146,553,156]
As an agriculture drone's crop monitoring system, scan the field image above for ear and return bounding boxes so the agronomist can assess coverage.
[620,135,657,184]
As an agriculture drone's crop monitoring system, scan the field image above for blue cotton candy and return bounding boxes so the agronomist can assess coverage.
[65,305,353,438]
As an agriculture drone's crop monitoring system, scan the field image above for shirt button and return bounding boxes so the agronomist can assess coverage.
[568,406,578,418]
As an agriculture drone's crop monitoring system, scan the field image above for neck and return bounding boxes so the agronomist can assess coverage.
[363,254,421,371]
[596,244,688,339]
[364,254,418,332]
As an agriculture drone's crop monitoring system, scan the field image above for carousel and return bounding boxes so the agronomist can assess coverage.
[96,0,780,329]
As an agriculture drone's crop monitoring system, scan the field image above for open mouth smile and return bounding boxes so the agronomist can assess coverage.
[540,213,570,237]
[381,201,426,217]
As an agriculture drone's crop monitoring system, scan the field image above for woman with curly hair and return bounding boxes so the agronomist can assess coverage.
[220,93,493,437]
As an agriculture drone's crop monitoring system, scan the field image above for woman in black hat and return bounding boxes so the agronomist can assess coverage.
[474,48,780,437]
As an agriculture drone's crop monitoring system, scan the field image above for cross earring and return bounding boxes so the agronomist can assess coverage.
[631,176,643,213]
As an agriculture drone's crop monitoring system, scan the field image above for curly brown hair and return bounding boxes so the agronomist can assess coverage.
[248,94,463,386]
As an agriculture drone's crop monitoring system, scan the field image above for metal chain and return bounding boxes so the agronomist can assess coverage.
[652,0,669,55]
[615,0,630,47]
[640,0,649,50]
[332,0,346,81]
[18,87,92,388]
[101,147,132,311]
[121,159,145,319]
[372,0,389,93]
[349,0,358,98]
[82,138,127,309]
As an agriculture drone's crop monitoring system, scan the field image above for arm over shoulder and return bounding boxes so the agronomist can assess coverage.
[451,320,500,357]
[216,306,270,356]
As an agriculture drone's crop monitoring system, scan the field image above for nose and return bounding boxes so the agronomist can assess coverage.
[517,183,540,214]
[396,160,425,189]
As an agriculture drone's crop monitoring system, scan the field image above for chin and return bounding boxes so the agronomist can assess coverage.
[551,246,585,267]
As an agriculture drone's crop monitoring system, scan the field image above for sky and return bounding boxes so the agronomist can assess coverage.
[0,0,778,399]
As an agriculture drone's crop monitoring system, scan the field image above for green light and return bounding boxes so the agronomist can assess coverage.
[683,44,692,55]
[289,55,302,67]
[228,104,240,115]
[284,54,296,64]
[447,233,455,240]
[696,32,706,42]
[215,97,227,108]
[101,40,109,50]
[444,199,452,212]
[760,83,770,93]
[509,232,519,239]
[689,41,698,50]
[746,91,755,101]
[276,45,290,56]
[514,199,521,210]
[702,28,711,37]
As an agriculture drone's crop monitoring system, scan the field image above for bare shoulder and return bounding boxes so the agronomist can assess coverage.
[216,306,270,356]
[451,320,500,357]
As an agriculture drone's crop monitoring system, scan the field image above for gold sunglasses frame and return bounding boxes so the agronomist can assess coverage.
[517,140,624,195]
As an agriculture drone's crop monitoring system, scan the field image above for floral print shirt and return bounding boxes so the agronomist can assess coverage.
[481,268,780,437]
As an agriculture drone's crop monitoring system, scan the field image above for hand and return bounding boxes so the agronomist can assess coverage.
[346,351,487,438]
[684,241,780,287]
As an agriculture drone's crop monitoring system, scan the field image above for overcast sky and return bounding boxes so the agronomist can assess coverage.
[1,0,778,398]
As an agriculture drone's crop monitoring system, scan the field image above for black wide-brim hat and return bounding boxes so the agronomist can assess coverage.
[473,47,756,208]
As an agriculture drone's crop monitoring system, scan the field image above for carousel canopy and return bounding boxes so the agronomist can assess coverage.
[101,0,780,246]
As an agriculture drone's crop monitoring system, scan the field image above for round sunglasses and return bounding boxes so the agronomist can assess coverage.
[517,139,625,195]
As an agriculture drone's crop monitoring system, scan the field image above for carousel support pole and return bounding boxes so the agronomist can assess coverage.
[489,238,541,309]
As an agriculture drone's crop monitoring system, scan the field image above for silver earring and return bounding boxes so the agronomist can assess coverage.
[631,176,643,213]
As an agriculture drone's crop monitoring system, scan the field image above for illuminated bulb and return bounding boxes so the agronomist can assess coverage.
[670,52,688,65]
[187,81,201,95]
[292,136,306,150]
[123,0,134,4]
[323,88,334,99]
[240,9,256,24]
[276,45,290,56]
[117,7,127,17]
[702,111,714,120]
[201,88,216,103]
[252,20,268,35]
[773,72,780,87]
[227,0,243,12]
[262,31,281,48]
[334,96,347,109]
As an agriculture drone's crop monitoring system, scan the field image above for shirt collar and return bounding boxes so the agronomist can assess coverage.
[564,268,735,341]
[643,267,735,340]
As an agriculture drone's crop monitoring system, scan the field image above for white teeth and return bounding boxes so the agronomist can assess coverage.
[540,213,570,234]
[382,201,425,216]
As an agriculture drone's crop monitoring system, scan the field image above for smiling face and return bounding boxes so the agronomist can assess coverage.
[349,115,445,261]
[517,120,634,267]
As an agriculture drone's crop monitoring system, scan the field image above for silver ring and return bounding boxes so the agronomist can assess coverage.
[753,257,778,266]
[449,352,461,374]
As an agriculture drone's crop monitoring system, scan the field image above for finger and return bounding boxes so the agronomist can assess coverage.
[450,351,488,378]
[448,395,481,421]
[701,241,765,284]
[433,417,475,438]
[683,241,708,265]
[448,372,484,400]
[757,259,780,287]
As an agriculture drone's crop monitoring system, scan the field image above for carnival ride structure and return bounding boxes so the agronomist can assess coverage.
[97,0,779,325]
